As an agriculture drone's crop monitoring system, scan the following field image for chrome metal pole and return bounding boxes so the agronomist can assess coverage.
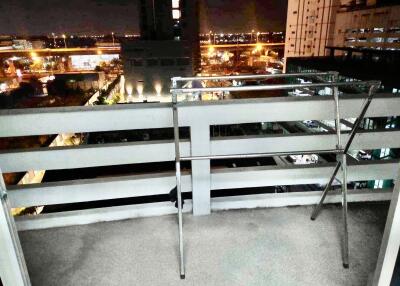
[172,81,185,279]
[311,74,341,220]
[341,152,349,268]
[172,72,336,82]
[310,84,379,220]
[171,80,380,94]
[181,149,343,161]
[329,73,350,268]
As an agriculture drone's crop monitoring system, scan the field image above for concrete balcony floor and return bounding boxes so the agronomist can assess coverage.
[19,203,389,286]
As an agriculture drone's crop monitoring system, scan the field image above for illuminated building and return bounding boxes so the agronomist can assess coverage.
[284,0,340,59]
[285,0,400,64]
[332,1,400,52]
[122,0,200,95]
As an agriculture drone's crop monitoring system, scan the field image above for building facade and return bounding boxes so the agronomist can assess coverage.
[333,2,400,52]
[284,0,400,64]
[122,0,200,95]
[284,0,341,59]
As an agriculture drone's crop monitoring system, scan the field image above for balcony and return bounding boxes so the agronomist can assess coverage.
[18,203,390,286]
[0,73,399,285]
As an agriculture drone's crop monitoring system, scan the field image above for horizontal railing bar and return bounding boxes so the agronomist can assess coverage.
[181,149,343,161]
[15,201,194,231]
[1,95,398,138]
[0,140,191,173]
[211,188,393,211]
[14,188,392,231]
[2,130,400,173]
[171,80,381,94]
[8,161,398,209]
[172,72,336,82]
[8,172,192,208]
[211,159,400,190]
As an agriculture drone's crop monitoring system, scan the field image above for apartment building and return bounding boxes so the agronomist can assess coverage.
[284,0,340,59]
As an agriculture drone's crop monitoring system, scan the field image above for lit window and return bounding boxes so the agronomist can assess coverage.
[172,9,181,19]
[172,0,179,9]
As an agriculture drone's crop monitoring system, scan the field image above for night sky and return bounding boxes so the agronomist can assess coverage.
[0,0,288,36]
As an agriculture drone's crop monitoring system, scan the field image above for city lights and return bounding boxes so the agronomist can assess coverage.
[0,83,7,92]
[62,34,67,48]
[136,81,144,97]
[155,82,162,96]
[120,75,125,96]
[126,84,133,96]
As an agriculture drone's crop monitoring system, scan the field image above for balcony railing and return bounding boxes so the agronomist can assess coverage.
[1,72,400,285]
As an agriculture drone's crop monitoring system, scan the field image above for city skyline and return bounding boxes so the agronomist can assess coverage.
[0,0,288,36]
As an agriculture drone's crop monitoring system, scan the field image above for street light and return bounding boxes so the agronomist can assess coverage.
[62,34,67,48]
[257,32,260,43]
[51,33,56,47]
[251,29,255,43]
[155,82,162,97]
[111,32,115,46]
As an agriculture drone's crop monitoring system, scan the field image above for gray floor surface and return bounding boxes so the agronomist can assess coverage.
[19,203,389,286]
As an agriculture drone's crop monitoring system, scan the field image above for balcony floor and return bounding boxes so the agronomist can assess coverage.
[19,203,389,286]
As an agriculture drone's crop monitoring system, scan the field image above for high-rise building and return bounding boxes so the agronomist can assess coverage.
[122,0,200,95]
[284,0,341,60]
[332,0,400,53]
[284,0,400,62]
[138,0,199,43]
[285,0,400,190]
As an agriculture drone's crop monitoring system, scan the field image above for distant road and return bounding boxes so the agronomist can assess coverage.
[0,42,284,58]
[0,47,121,58]
[200,43,284,49]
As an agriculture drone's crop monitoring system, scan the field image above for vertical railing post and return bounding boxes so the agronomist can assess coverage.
[371,166,400,286]
[171,80,185,279]
[190,122,211,216]
[0,170,31,286]
[340,152,349,268]
[331,73,350,268]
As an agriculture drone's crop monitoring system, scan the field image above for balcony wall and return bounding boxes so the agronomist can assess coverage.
[1,94,400,230]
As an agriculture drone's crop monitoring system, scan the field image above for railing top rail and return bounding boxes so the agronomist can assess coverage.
[170,80,381,94]
[171,72,338,82]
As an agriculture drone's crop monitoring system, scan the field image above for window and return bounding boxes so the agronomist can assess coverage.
[161,58,175,66]
[293,11,297,14]
[172,0,179,8]
[172,9,181,19]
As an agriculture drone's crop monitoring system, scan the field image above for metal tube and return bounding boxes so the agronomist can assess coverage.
[310,162,342,220]
[170,80,380,94]
[171,81,185,279]
[341,153,349,268]
[181,149,343,162]
[172,72,336,82]
[310,84,379,220]
[333,79,342,149]
[343,85,377,154]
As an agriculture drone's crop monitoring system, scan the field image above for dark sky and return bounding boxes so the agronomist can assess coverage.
[0,0,288,36]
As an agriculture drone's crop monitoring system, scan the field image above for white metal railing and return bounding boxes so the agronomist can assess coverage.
[0,94,400,216]
[1,73,400,285]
